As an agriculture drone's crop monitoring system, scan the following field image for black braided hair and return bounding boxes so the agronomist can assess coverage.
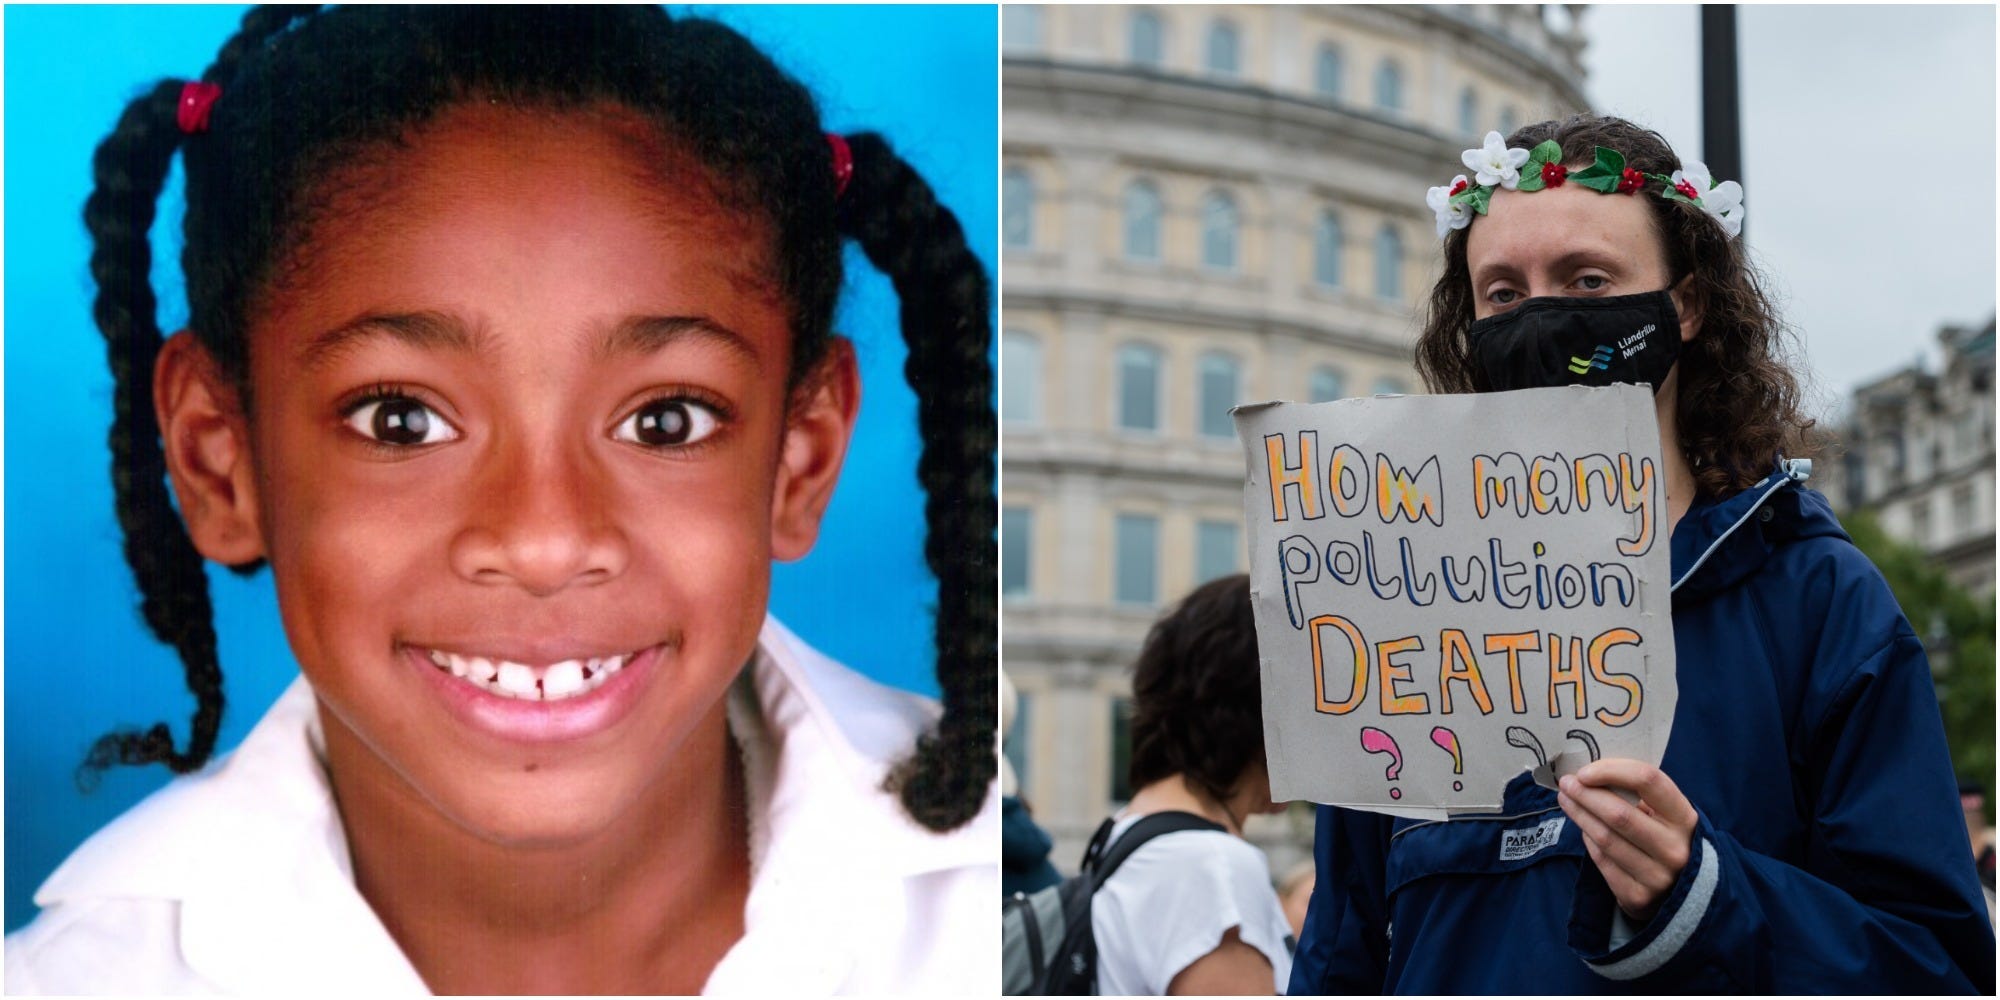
[79,5,319,781]
[840,135,998,830]
[80,5,995,830]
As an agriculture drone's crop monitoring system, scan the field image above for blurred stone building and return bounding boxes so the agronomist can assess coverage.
[1000,4,1591,872]
[1817,318,1996,597]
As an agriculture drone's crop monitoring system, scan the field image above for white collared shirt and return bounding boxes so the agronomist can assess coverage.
[5,617,998,995]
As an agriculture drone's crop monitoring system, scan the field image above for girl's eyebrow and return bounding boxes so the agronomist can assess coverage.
[594,315,763,373]
[295,312,763,373]
[298,310,483,371]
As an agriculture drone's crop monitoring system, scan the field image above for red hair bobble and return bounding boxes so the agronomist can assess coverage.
[825,132,853,199]
[177,81,222,135]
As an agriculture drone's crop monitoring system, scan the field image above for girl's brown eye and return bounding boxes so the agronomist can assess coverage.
[344,396,459,446]
[615,398,720,448]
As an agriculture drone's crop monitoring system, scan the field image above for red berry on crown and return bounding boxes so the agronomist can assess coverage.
[1675,179,1701,201]
[1450,178,1469,196]
[1542,162,1567,187]
[1617,167,1645,194]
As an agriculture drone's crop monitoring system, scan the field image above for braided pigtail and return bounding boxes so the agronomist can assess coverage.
[836,134,997,832]
[77,5,316,782]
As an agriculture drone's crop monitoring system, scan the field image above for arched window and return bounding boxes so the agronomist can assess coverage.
[1130,10,1164,67]
[1205,20,1239,77]
[1123,179,1163,262]
[1117,343,1163,431]
[1310,366,1345,403]
[1314,43,1343,100]
[1198,352,1240,438]
[1201,190,1239,271]
[1002,4,1043,55]
[1313,210,1343,288]
[1001,330,1041,425]
[1374,224,1403,301]
[1372,375,1409,396]
[1196,519,1239,583]
[1499,105,1521,138]
[1002,167,1034,249]
[1002,506,1032,596]
[1458,86,1479,137]
[1114,514,1159,605]
[1374,57,1404,113]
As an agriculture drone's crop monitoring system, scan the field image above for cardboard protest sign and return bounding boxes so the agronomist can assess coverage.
[1233,386,1676,819]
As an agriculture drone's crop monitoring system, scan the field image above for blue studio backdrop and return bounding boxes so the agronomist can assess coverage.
[3,5,998,931]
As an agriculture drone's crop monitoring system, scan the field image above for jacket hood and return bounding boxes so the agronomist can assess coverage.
[1669,458,1847,605]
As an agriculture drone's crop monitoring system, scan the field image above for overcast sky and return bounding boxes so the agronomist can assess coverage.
[1580,4,1995,421]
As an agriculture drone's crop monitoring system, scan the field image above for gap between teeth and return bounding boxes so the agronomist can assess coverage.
[425,649,633,701]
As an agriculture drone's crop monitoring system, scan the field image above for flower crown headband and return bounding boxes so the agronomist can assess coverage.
[1426,130,1744,241]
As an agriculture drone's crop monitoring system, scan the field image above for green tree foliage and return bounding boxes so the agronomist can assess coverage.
[1842,510,1996,821]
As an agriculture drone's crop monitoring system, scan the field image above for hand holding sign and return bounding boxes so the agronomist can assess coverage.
[1233,386,1678,818]
[1557,759,1698,922]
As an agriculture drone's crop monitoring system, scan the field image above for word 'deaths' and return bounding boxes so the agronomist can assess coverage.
[1234,386,1677,818]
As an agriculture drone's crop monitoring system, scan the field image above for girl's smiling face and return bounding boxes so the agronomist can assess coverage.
[162,103,855,846]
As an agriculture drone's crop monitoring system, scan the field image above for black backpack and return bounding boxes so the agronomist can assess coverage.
[1002,811,1227,995]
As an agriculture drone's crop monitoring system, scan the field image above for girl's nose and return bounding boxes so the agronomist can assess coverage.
[448,443,630,595]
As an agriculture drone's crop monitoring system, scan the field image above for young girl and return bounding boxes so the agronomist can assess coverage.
[1288,115,1994,993]
[5,6,997,993]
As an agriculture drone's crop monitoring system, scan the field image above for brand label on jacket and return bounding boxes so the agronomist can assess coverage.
[1498,816,1566,861]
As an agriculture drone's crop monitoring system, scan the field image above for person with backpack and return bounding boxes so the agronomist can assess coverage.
[1067,574,1294,994]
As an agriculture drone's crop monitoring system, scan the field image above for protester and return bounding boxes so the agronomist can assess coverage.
[1094,574,1293,995]
[1289,115,1994,993]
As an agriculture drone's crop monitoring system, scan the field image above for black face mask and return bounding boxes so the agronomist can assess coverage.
[1467,289,1682,394]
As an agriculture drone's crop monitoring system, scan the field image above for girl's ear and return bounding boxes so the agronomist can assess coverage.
[156,331,266,565]
[1670,274,1705,344]
[770,337,861,561]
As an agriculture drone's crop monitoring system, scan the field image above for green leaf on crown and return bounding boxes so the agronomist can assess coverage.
[1515,170,1546,193]
[1570,145,1626,192]
[1527,140,1563,166]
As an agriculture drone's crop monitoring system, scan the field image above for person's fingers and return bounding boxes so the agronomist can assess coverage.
[1560,786,1678,893]
[1576,758,1698,831]
[1579,825,1661,921]
[1567,777,1689,878]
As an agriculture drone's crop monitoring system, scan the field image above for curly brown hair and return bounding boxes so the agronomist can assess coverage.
[1416,114,1814,497]
[1127,574,1264,807]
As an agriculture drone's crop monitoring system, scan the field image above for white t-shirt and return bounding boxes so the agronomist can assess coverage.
[5,617,997,995]
[1091,814,1294,995]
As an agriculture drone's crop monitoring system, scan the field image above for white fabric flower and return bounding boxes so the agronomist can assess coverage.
[1669,160,1713,196]
[1671,160,1746,238]
[1700,179,1745,238]
[1427,175,1474,239]
[1461,131,1531,190]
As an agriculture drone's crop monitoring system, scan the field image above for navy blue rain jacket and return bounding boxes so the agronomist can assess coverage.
[1289,462,1996,993]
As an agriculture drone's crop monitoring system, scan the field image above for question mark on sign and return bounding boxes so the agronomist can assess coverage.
[1429,726,1464,792]
[1506,726,1548,768]
[1359,726,1404,800]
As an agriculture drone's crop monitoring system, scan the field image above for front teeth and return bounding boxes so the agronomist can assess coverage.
[425,649,633,701]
